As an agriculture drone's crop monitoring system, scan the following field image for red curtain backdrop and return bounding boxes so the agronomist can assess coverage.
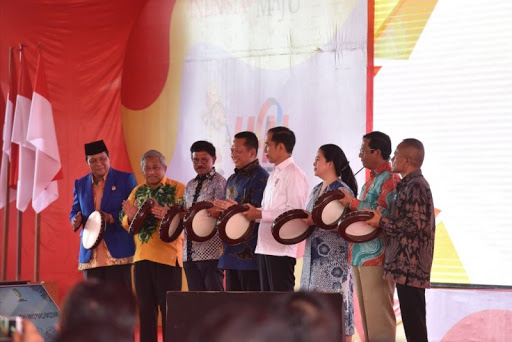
[0,0,149,301]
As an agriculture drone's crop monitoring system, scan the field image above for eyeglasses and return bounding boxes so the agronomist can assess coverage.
[359,148,375,155]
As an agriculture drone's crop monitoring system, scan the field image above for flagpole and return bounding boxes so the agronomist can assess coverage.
[1,47,13,281]
[1,167,9,280]
[15,44,24,281]
[16,210,22,280]
[33,44,41,283]
[34,213,40,282]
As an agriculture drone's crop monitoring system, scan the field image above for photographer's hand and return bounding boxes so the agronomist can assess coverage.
[12,319,43,342]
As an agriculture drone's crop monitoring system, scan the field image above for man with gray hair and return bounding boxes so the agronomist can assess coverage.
[120,150,185,342]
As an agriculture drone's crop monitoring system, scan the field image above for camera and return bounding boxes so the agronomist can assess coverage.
[0,316,22,342]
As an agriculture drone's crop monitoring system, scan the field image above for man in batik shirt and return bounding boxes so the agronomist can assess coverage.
[183,140,226,291]
[215,131,269,291]
[367,138,435,342]
[339,131,400,342]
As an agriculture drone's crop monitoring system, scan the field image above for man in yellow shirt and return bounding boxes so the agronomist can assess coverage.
[120,150,185,342]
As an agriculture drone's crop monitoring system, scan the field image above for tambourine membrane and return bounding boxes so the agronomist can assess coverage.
[278,218,310,240]
[321,201,346,225]
[272,209,314,245]
[159,204,185,243]
[191,209,217,237]
[338,210,379,243]
[82,211,105,250]
[224,213,251,240]
[217,204,254,246]
[167,215,182,236]
[345,221,375,237]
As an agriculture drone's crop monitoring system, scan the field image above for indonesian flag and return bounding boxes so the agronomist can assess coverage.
[0,49,18,209]
[27,53,62,213]
[11,50,34,212]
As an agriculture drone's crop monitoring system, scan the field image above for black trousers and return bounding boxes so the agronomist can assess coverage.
[257,254,296,292]
[82,264,132,289]
[183,260,224,291]
[225,269,260,291]
[134,260,182,342]
[396,283,428,342]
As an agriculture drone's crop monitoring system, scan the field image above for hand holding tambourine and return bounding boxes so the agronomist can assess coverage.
[72,211,83,232]
[365,209,383,228]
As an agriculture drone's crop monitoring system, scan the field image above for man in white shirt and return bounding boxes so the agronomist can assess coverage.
[244,126,309,291]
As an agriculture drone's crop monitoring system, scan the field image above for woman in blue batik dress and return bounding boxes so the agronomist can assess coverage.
[300,144,359,342]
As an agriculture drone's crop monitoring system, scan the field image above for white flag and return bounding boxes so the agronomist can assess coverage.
[11,51,34,212]
[27,53,62,213]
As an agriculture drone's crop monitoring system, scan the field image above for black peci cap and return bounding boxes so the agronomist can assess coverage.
[84,140,108,158]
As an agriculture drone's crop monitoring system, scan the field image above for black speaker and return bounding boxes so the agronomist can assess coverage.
[165,291,344,342]
[0,283,59,342]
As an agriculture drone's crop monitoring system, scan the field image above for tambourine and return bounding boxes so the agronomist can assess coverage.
[271,209,314,245]
[183,201,218,242]
[82,211,106,250]
[159,204,186,242]
[216,204,255,246]
[337,210,380,243]
[311,190,346,230]
[129,198,155,235]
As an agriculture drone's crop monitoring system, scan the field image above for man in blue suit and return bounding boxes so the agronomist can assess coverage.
[70,140,137,287]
